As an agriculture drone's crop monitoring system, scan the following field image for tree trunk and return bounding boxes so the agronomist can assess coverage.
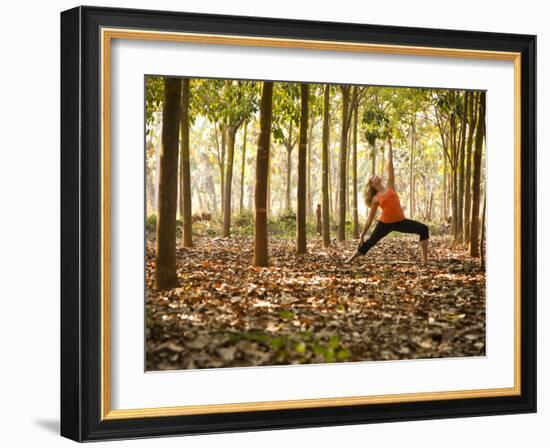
[351,102,359,239]
[371,142,376,175]
[321,85,331,247]
[306,119,314,217]
[334,160,339,217]
[470,92,485,257]
[338,87,351,241]
[153,143,160,214]
[218,125,227,212]
[450,113,457,238]
[480,192,486,267]
[285,123,293,212]
[381,143,385,182]
[457,92,468,241]
[239,122,248,215]
[146,163,155,216]
[178,159,183,219]
[267,151,271,215]
[207,169,218,215]
[253,82,274,267]
[316,204,322,235]
[296,83,309,254]
[442,152,447,221]
[223,128,237,237]
[464,93,476,243]
[155,77,181,289]
[409,116,416,219]
[428,190,433,221]
[328,148,333,215]
[179,79,193,247]
[452,168,458,240]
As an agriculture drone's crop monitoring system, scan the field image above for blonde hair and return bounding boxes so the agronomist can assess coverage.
[364,180,377,208]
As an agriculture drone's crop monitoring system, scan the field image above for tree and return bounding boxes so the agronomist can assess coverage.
[434,90,468,241]
[361,97,390,182]
[253,82,274,267]
[239,122,248,215]
[351,102,360,239]
[296,83,309,254]
[337,86,367,240]
[409,114,416,218]
[470,91,486,257]
[306,89,324,217]
[463,92,477,243]
[272,83,301,212]
[321,85,331,247]
[194,80,258,235]
[216,125,226,211]
[179,78,193,247]
[195,79,227,210]
[457,91,469,240]
[221,81,258,237]
[155,77,182,289]
[337,86,352,241]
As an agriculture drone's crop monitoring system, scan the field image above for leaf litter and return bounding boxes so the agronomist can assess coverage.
[146,235,485,371]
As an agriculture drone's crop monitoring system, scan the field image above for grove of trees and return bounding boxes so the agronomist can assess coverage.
[146,77,487,289]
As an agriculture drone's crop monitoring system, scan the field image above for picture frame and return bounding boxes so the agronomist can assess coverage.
[60,5,536,442]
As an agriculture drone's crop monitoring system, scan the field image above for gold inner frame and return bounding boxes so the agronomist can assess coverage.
[100,27,522,420]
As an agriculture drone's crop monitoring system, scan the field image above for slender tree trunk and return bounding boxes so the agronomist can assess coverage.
[179,79,193,247]
[253,82,274,267]
[464,93,476,243]
[381,143,385,182]
[480,192,487,267]
[470,92,486,257]
[153,143,160,214]
[338,87,351,241]
[428,190,434,221]
[146,162,155,216]
[218,125,226,212]
[410,116,416,219]
[452,169,458,240]
[328,148,333,215]
[334,159,339,217]
[239,122,248,215]
[306,119,314,217]
[351,103,359,239]
[457,92,468,241]
[178,160,183,219]
[207,168,218,214]
[155,77,181,289]
[321,85,331,247]
[373,148,377,177]
[316,204,322,235]
[450,111,459,240]
[346,138,350,216]
[296,84,309,254]
[442,152,447,221]
[223,128,237,237]
[267,151,271,215]
[285,123,293,212]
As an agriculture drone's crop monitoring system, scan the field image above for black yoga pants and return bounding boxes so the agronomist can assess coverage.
[357,219,429,255]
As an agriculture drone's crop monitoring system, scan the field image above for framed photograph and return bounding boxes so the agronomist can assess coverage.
[60,5,536,442]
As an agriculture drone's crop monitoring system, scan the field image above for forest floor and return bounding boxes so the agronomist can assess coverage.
[146,233,486,371]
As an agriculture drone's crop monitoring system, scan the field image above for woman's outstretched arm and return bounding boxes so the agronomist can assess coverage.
[360,202,379,243]
[387,134,395,190]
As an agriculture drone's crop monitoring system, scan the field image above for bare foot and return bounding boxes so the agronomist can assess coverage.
[346,250,361,263]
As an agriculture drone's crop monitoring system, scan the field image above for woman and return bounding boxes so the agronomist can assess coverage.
[347,134,429,263]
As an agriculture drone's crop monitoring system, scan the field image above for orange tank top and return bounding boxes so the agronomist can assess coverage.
[377,188,405,223]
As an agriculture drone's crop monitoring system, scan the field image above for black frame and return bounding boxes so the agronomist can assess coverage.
[61,5,536,442]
